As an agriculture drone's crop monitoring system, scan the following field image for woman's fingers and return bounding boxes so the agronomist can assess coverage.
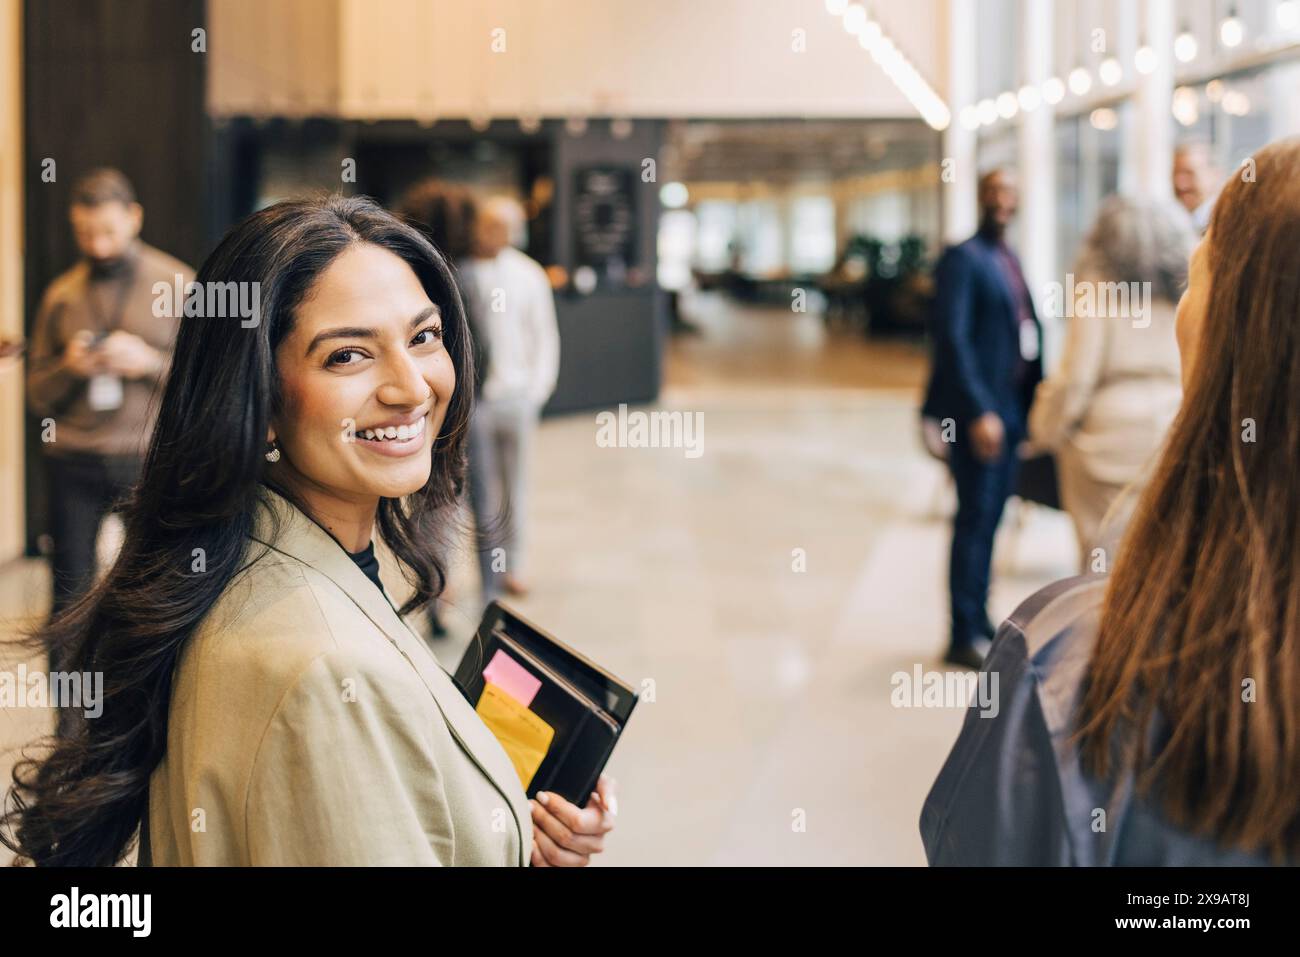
[527,783,618,866]
[535,790,615,837]
[587,793,616,835]
[532,821,590,867]
[530,798,606,855]
[595,774,619,818]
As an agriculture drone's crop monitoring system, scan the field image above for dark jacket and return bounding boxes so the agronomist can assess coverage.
[921,575,1285,865]
[922,231,1042,440]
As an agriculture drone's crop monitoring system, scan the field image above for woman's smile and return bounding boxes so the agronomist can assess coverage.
[356,412,429,456]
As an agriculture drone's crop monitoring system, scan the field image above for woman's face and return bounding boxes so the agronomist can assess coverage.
[1176,230,1212,392]
[272,242,456,509]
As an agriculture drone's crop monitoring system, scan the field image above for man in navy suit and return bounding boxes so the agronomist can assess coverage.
[923,169,1042,669]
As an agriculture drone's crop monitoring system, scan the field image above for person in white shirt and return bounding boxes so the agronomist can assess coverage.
[1172,141,1221,235]
[461,197,560,601]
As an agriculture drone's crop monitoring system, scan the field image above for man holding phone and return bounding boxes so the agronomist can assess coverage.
[26,168,193,637]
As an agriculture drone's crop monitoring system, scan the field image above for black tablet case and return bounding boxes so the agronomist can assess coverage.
[453,601,638,807]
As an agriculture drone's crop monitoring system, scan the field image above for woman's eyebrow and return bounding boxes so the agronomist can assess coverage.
[304,305,440,355]
[410,304,439,328]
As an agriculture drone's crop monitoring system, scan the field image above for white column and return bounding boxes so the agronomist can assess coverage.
[1268,58,1300,142]
[1018,0,1056,304]
[1115,0,1141,195]
[1133,0,1175,200]
[0,0,24,561]
[942,0,978,244]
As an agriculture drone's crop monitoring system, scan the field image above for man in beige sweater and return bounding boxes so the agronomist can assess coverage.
[26,168,193,635]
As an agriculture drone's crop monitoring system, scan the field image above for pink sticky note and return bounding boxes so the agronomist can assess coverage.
[483,649,542,707]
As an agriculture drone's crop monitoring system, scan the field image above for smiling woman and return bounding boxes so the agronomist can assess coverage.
[267,242,455,551]
[1,194,616,867]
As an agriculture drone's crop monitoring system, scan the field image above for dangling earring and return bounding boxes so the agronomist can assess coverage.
[265,441,281,463]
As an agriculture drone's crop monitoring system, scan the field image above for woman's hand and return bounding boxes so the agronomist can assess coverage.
[529,774,617,867]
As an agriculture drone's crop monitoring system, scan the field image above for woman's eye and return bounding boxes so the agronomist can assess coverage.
[411,325,443,347]
[326,349,362,367]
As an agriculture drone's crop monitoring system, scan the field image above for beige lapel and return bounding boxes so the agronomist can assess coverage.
[250,488,530,865]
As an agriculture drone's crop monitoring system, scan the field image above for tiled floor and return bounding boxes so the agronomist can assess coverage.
[0,292,1076,866]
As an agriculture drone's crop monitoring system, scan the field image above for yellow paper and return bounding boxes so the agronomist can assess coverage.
[475,682,555,790]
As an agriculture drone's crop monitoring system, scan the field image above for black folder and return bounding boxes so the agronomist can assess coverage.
[453,601,638,807]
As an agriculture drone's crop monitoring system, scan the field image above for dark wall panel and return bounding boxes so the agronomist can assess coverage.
[547,119,665,416]
[545,291,662,415]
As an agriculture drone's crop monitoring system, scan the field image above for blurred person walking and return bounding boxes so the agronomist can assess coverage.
[26,168,193,646]
[922,137,1300,866]
[1028,197,1196,570]
[922,169,1042,669]
[461,197,560,603]
[1172,141,1221,235]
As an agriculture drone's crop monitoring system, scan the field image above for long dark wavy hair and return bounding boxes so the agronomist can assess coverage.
[2,194,474,865]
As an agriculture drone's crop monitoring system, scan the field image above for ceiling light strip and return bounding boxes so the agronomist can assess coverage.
[828,1,952,131]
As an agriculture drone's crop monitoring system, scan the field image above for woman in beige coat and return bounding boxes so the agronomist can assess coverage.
[2,196,615,866]
[1029,197,1196,569]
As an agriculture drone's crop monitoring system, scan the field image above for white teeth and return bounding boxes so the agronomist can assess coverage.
[362,417,425,441]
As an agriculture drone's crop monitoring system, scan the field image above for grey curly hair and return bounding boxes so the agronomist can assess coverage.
[1075,195,1197,304]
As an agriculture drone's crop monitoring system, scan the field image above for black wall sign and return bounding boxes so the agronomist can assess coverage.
[571,165,638,287]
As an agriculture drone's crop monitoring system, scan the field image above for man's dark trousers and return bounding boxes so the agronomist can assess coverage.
[947,428,1021,648]
[46,452,141,617]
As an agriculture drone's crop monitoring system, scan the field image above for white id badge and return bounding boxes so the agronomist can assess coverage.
[1019,321,1040,362]
[87,374,125,411]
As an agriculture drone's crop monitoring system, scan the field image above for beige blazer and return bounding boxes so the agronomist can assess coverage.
[142,488,532,865]
[1029,289,1182,487]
